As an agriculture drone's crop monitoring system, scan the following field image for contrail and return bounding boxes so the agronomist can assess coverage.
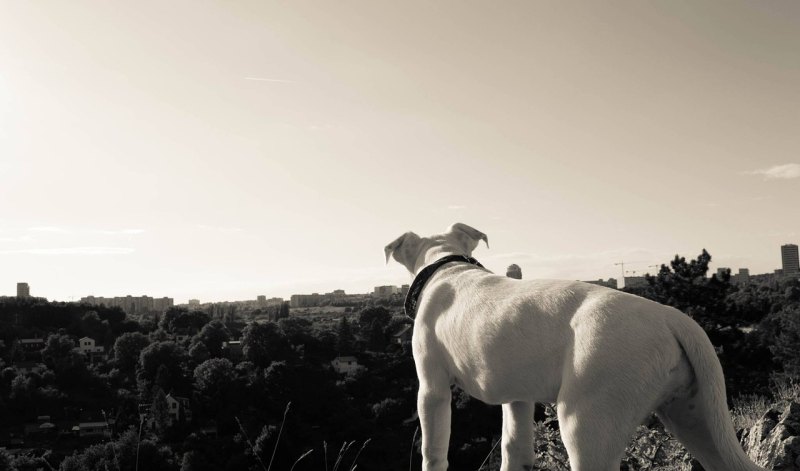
[243,77,295,83]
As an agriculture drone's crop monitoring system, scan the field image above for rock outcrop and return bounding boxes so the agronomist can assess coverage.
[740,401,800,470]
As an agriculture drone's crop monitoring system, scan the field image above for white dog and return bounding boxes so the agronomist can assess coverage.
[385,223,762,471]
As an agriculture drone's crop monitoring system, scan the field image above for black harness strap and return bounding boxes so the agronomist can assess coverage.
[404,254,485,319]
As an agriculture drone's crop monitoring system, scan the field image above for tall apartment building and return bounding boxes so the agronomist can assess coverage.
[373,285,398,297]
[736,268,750,284]
[782,244,800,275]
[16,282,30,298]
[81,295,174,315]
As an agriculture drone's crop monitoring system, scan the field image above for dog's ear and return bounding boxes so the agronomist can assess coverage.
[447,223,489,254]
[384,231,420,266]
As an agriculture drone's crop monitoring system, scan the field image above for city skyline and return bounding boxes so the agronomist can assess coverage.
[6,240,798,304]
[2,1,799,303]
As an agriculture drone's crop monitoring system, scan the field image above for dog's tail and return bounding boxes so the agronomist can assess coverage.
[663,312,764,471]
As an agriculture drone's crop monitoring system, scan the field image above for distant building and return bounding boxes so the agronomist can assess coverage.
[289,291,344,308]
[400,285,410,296]
[623,276,648,289]
[584,278,618,289]
[81,295,173,315]
[716,268,730,279]
[79,337,96,354]
[291,293,324,308]
[506,264,522,279]
[393,325,413,345]
[732,268,750,285]
[222,339,243,361]
[188,299,201,307]
[77,419,110,438]
[166,394,192,424]
[373,286,398,298]
[153,297,174,312]
[18,337,45,352]
[331,356,362,376]
[257,296,284,307]
[17,282,30,298]
[78,337,106,362]
[782,244,799,276]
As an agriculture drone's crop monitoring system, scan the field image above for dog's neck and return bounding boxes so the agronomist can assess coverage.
[413,246,468,276]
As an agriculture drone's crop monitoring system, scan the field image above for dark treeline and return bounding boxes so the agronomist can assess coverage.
[1,249,799,470]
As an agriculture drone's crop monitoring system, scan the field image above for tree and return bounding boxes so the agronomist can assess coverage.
[336,317,356,355]
[151,387,170,437]
[639,249,734,333]
[358,307,392,351]
[278,317,313,347]
[241,322,290,367]
[193,320,228,358]
[137,341,189,395]
[60,427,175,471]
[0,448,15,471]
[41,334,85,389]
[41,333,82,373]
[193,358,235,404]
[114,332,151,372]
[81,311,109,341]
[160,307,210,333]
[769,307,800,379]
[366,319,388,351]
[188,342,210,363]
[358,307,392,334]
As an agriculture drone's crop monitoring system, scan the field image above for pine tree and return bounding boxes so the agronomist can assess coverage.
[151,387,170,437]
[336,317,355,355]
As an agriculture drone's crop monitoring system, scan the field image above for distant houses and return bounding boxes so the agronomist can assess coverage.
[166,394,192,424]
[222,340,243,362]
[392,325,413,345]
[331,356,362,376]
[18,337,45,353]
[78,337,107,362]
[139,394,193,429]
[13,335,108,365]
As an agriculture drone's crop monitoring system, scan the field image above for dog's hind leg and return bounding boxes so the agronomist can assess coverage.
[556,384,654,471]
[500,401,535,471]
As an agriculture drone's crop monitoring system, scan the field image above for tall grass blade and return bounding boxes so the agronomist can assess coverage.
[267,402,292,471]
[348,438,371,471]
[290,449,314,471]
[409,426,419,471]
[477,438,501,471]
[235,416,268,471]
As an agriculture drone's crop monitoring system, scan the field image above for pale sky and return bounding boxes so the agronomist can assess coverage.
[1,1,798,303]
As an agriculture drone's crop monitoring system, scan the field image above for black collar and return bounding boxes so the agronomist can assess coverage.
[404,254,485,319]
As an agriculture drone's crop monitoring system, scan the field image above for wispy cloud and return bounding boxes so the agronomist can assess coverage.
[26,226,145,236]
[197,224,244,233]
[28,226,71,233]
[243,77,295,83]
[0,236,33,242]
[0,247,135,255]
[92,229,145,235]
[744,163,800,180]
[447,205,466,210]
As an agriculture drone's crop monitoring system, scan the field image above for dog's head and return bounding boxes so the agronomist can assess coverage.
[384,223,489,274]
